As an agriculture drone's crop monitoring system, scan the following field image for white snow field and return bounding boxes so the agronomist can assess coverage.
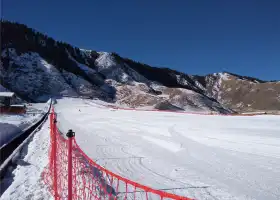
[53,98,280,200]
[1,97,279,200]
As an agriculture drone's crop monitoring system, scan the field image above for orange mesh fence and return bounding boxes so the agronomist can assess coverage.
[42,108,193,200]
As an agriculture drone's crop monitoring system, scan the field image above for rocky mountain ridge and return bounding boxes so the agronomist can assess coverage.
[1,21,279,112]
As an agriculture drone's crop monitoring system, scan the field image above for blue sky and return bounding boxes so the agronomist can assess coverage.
[3,0,280,80]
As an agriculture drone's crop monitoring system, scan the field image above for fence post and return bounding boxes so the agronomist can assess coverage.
[66,129,75,200]
[49,108,53,184]
[50,108,53,134]
[53,117,58,200]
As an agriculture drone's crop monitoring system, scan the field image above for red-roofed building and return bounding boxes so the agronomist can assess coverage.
[0,92,26,114]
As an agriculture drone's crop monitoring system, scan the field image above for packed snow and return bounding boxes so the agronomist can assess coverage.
[56,98,279,200]
[0,117,53,199]
[2,98,280,200]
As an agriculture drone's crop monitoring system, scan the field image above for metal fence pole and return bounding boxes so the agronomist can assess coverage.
[67,129,75,200]
[53,116,58,199]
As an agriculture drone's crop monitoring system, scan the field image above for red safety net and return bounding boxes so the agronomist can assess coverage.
[42,108,193,200]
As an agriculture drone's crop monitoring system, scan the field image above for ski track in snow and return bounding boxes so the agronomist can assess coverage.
[55,98,280,200]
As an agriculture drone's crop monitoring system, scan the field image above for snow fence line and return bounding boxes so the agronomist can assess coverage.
[42,107,194,200]
[106,105,266,116]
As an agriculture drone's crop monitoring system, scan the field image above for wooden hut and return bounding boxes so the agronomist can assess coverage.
[0,92,26,114]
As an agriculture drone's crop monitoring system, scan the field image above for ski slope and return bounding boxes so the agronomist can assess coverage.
[55,98,280,200]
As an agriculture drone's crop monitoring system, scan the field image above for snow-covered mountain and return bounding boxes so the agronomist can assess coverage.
[1,21,279,112]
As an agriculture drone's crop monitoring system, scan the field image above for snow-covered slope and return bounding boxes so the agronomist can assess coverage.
[0,47,232,113]
[2,98,280,199]
[2,49,75,101]
[95,52,149,84]
[95,52,117,72]
[55,98,280,200]
[3,46,230,112]
[84,52,230,113]
[3,21,278,112]
[1,48,105,101]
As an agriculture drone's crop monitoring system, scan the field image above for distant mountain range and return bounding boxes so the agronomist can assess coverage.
[1,21,279,113]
